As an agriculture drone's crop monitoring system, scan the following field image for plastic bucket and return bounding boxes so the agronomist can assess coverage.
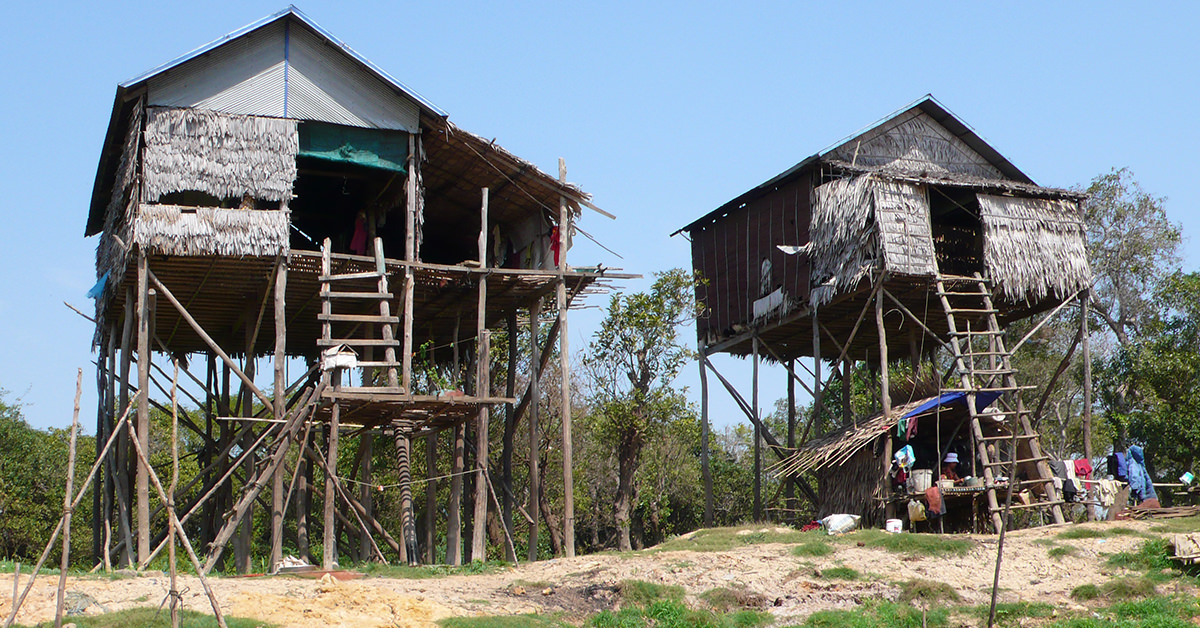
[885,519,903,533]
[908,469,933,492]
[1181,471,1195,485]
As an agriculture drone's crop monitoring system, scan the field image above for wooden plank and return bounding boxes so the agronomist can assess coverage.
[317,338,401,347]
[317,313,400,324]
[320,290,393,299]
[319,271,385,282]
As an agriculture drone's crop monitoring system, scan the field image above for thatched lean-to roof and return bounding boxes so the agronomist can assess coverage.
[133,205,289,257]
[143,107,299,203]
[979,194,1090,303]
[807,175,878,307]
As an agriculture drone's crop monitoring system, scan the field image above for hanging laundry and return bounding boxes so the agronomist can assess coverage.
[1125,445,1157,502]
[87,271,110,299]
[1074,458,1093,480]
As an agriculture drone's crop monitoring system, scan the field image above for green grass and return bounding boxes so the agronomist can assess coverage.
[831,529,974,557]
[1057,527,1106,540]
[441,614,570,628]
[1099,576,1158,600]
[896,579,960,605]
[1048,545,1080,559]
[699,586,767,611]
[966,601,1055,626]
[15,607,271,628]
[355,560,507,579]
[1105,538,1174,572]
[653,526,811,553]
[816,566,859,580]
[791,540,834,557]
[1043,594,1200,627]
[1149,515,1200,535]
[792,600,949,628]
[1071,583,1101,601]
[617,580,684,606]
[589,600,771,628]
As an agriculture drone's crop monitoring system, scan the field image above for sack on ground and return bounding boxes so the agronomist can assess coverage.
[819,514,861,535]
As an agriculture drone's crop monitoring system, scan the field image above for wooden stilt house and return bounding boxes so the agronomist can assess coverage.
[85,7,625,571]
[676,96,1092,531]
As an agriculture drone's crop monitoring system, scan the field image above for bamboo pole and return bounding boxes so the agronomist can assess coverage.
[270,257,288,570]
[116,288,135,568]
[699,350,712,526]
[54,370,83,628]
[136,252,151,564]
[169,361,180,628]
[448,311,463,566]
[752,336,761,521]
[501,310,518,562]
[324,380,341,570]
[527,297,542,562]
[1082,290,1094,521]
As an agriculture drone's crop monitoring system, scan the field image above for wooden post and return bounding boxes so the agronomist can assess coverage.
[875,283,894,522]
[699,352,713,526]
[54,370,82,628]
[117,288,134,568]
[785,358,796,518]
[168,362,181,628]
[471,188,490,561]
[1081,290,1094,520]
[842,357,852,426]
[447,312,464,565]
[502,311,518,561]
[297,429,311,563]
[270,258,288,570]
[397,434,417,565]
[527,298,542,561]
[235,305,257,575]
[752,336,761,521]
[135,251,152,565]
[402,134,418,392]
[359,436,374,561]
[323,372,341,570]
[811,308,822,439]
[556,158,576,557]
[424,433,436,564]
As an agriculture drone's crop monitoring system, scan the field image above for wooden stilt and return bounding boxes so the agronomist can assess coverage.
[135,251,152,565]
[785,358,796,518]
[502,310,518,561]
[270,258,288,570]
[235,306,257,575]
[555,159,576,557]
[875,281,894,522]
[752,336,762,521]
[1081,290,1094,520]
[168,362,181,628]
[699,349,713,526]
[116,288,134,568]
[424,432,436,564]
[323,375,340,570]
[447,309,464,566]
[842,357,852,425]
[359,435,374,561]
[471,188,490,561]
[527,297,542,561]
[396,432,417,564]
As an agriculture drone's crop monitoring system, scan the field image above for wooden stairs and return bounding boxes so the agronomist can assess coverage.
[935,272,1065,531]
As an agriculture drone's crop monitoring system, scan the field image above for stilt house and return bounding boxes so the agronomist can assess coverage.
[85,7,622,571]
[675,96,1092,530]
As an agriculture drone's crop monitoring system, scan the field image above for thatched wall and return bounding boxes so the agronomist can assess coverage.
[808,175,878,306]
[815,444,887,526]
[979,194,1090,303]
[827,109,1003,180]
[874,179,936,278]
[133,205,289,257]
[94,98,144,340]
[143,107,298,203]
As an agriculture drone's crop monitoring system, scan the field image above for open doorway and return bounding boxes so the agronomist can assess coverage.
[928,185,983,277]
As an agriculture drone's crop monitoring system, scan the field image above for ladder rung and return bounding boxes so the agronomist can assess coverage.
[320,271,386,282]
[318,338,401,347]
[967,369,1015,375]
[977,434,1039,442]
[355,361,401,368]
[950,330,999,336]
[990,500,1065,513]
[329,385,406,394]
[945,385,1035,392]
[320,290,393,299]
[317,313,400,324]
[947,308,998,314]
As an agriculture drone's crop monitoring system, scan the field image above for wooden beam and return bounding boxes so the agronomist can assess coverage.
[471,188,490,562]
[527,297,541,562]
[269,257,287,571]
[135,251,152,565]
[556,159,576,557]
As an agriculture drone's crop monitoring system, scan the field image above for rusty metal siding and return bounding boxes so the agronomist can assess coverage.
[691,174,811,345]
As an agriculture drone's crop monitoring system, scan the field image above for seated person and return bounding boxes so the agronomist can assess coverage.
[941,452,965,485]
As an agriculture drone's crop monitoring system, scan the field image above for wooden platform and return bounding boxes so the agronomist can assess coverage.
[313,390,517,437]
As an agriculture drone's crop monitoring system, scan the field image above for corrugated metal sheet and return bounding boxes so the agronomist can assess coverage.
[286,23,419,131]
[874,180,936,277]
[148,21,287,117]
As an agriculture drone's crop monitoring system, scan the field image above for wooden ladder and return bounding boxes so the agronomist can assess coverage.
[935,272,1065,531]
[318,238,403,393]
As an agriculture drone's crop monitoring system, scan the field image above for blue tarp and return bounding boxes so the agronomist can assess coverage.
[900,390,1004,420]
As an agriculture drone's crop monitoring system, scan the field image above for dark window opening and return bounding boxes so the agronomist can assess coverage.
[928,186,982,277]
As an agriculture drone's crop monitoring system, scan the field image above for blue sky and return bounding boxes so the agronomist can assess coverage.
[1,1,1197,432]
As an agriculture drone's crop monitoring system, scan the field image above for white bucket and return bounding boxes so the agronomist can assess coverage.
[885,519,903,533]
[908,469,933,492]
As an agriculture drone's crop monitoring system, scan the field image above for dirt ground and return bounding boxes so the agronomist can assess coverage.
[2,519,1192,627]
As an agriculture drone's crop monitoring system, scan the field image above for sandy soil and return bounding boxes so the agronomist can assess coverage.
[2,519,1190,627]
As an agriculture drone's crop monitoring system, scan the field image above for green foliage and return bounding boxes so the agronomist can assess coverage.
[653,526,813,553]
[967,601,1055,625]
[831,529,974,557]
[1071,584,1101,600]
[589,600,770,628]
[356,560,507,579]
[13,607,271,628]
[1048,545,1079,559]
[699,586,767,611]
[791,540,834,558]
[0,391,95,564]
[896,579,960,605]
[816,566,859,580]
[1098,576,1158,600]
[1058,527,1107,540]
[1105,538,1174,573]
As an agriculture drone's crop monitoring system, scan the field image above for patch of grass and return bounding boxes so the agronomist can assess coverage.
[1033,537,1058,547]
[1099,576,1158,600]
[1071,583,1101,601]
[1057,527,1106,540]
[1109,595,1200,622]
[1048,545,1080,559]
[590,600,771,628]
[966,601,1055,626]
[897,579,961,605]
[357,560,507,579]
[441,615,569,628]
[817,566,859,580]
[15,607,271,628]
[653,526,811,553]
[795,600,949,628]
[700,586,767,611]
[1105,538,1174,573]
[833,529,974,557]
[617,580,684,606]
[1149,515,1200,535]
[791,540,834,557]
[1107,527,1141,536]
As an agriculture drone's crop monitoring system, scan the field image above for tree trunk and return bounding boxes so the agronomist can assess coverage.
[613,431,641,552]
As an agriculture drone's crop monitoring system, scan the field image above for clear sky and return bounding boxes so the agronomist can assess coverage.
[1,1,1197,432]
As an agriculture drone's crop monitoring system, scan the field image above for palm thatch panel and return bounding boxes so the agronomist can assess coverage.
[142,107,299,203]
[815,447,887,525]
[133,205,289,257]
[808,175,878,307]
[874,179,936,278]
[979,194,1090,303]
[93,97,144,341]
[827,109,1003,180]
